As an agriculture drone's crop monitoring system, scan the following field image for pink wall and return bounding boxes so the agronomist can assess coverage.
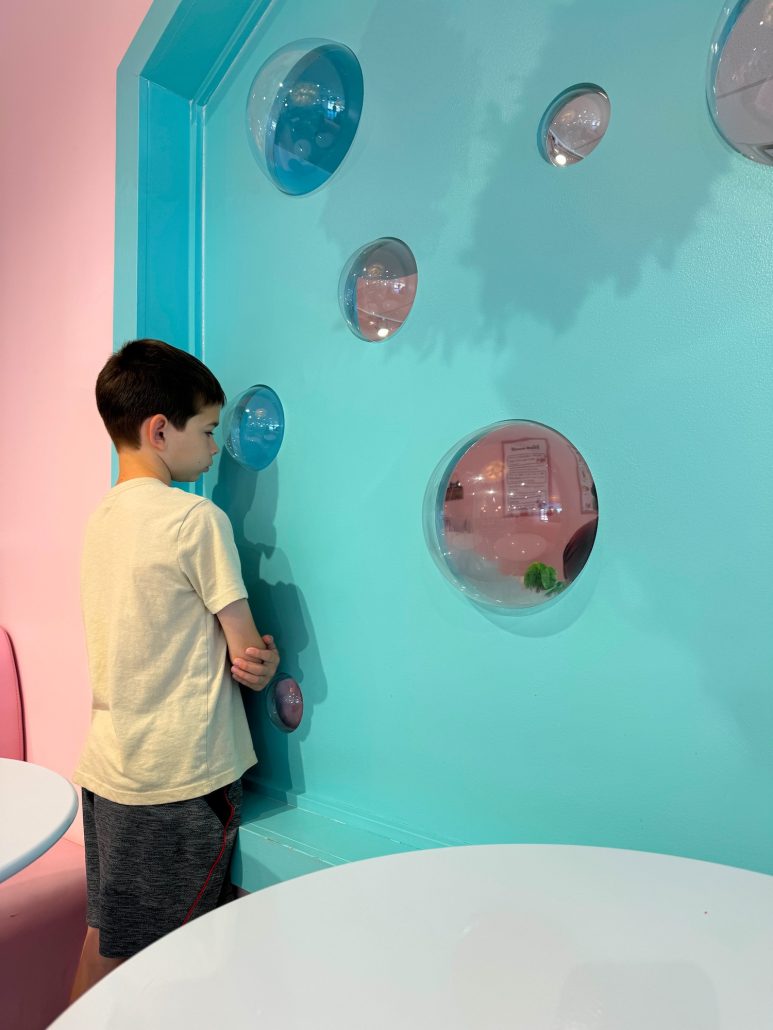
[0,0,154,843]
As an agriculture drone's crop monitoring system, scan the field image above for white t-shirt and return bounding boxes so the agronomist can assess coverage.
[73,478,257,804]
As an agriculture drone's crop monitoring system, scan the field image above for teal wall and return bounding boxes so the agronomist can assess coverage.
[120,0,773,873]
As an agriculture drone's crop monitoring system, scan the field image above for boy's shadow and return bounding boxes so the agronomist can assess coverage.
[212,451,327,802]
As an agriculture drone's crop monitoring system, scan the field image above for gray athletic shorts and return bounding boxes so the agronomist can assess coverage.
[81,779,242,959]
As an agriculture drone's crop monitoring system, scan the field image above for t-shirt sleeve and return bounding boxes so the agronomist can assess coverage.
[177,500,248,613]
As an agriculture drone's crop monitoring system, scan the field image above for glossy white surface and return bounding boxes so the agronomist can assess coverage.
[52,844,773,1029]
[0,757,78,882]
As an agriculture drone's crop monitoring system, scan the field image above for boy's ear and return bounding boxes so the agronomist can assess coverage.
[146,414,169,447]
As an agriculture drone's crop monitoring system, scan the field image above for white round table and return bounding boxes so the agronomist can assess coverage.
[51,843,773,1028]
[0,758,78,882]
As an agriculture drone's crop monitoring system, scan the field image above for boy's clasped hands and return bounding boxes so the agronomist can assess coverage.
[230,635,280,690]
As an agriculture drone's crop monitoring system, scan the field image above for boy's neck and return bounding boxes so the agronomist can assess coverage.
[115,451,171,487]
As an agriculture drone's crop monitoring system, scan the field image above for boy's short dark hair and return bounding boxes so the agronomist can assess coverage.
[96,339,227,450]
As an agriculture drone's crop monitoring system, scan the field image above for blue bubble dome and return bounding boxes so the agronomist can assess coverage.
[223,384,285,472]
[246,39,364,196]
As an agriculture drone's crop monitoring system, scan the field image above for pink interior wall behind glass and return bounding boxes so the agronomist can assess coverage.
[0,0,154,843]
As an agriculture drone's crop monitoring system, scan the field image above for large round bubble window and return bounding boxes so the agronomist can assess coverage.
[423,421,598,610]
[708,0,773,163]
[246,39,364,195]
[339,238,418,341]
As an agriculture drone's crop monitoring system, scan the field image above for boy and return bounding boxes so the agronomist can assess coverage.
[69,339,279,1002]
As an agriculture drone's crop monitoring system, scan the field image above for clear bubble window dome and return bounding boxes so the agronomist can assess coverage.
[339,238,418,341]
[538,84,611,167]
[707,0,773,164]
[222,384,285,472]
[246,39,364,195]
[423,421,599,610]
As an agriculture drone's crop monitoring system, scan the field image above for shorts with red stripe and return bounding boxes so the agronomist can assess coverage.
[81,779,242,958]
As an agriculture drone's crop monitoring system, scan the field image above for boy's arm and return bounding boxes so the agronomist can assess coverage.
[216,598,278,692]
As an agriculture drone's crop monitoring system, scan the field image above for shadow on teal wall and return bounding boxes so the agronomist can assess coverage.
[212,453,325,801]
[316,1,734,346]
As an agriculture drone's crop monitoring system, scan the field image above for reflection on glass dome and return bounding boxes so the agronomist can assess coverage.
[266,676,303,732]
[707,0,773,164]
[539,85,610,166]
[423,421,598,610]
[223,384,284,472]
[246,39,364,195]
[339,238,418,341]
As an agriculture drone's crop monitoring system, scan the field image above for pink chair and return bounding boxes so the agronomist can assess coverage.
[0,627,87,1029]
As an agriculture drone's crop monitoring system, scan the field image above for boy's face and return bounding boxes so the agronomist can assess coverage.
[166,403,222,482]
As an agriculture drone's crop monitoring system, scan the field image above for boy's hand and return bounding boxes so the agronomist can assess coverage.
[230,635,279,691]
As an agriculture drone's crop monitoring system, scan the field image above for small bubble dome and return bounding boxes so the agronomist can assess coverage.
[245,39,364,195]
[539,85,610,166]
[423,421,599,610]
[266,676,304,732]
[339,237,418,341]
[223,384,285,472]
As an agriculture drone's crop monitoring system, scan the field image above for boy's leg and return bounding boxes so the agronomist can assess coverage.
[69,778,242,1006]
[69,788,124,1004]
[69,927,126,1004]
